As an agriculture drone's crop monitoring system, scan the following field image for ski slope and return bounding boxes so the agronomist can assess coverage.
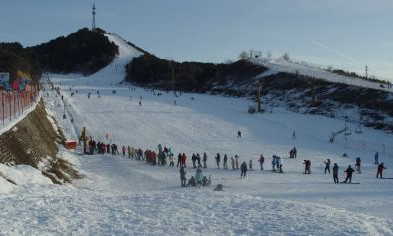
[252,58,393,92]
[1,34,393,235]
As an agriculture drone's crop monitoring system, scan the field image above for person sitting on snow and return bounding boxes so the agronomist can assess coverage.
[187,176,197,187]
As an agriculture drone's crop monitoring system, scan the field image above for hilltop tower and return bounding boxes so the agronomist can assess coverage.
[92,4,96,31]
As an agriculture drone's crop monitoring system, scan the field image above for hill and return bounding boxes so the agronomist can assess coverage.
[125,54,393,133]
[29,28,119,75]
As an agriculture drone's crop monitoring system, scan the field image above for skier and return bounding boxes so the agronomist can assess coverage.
[235,155,239,170]
[122,145,126,156]
[374,152,379,165]
[192,154,197,168]
[324,159,331,174]
[215,153,221,169]
[127,146,131,158]
[277,157,283,173]
[195,167,203,187]
[303,160,311,174]
[333,163,339,183]
[272,156,276,171]
[169,154,174,167]
[249,160,253,170]
[223,154,228,169]
[259,154,265,170]
[240,161,248,178]
[355,157,362,173]
[343,165,355,183]
[237,130,242,138]
[177,153,182,167]
[180,167,186,187]
[181,153,187,168]
[376,163,386,179]
[106,143,110,153]
[203,152,207,168]
[231,157,235,170]
[292,131,297,140]
[197,153,202,168]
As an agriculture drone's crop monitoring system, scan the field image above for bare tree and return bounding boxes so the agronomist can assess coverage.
[254,50,262,58]
[282,53,290,61]
[238,51,249,60]
[266,51,272,60]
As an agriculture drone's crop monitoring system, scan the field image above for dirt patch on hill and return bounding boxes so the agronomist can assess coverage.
[0,99,82,184]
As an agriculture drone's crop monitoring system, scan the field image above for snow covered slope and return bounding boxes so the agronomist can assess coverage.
[252,58,392,92]
[62,33,143,86]
[1,34,392,235]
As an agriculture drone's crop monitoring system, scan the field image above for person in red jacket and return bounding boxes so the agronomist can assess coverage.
[376,163,386,179]
[181,153,187,168]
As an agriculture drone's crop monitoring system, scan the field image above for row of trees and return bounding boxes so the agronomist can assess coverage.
[238,50,289,62]
[0,42,41,85]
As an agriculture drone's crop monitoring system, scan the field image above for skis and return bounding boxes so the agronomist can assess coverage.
[340,182,360,184]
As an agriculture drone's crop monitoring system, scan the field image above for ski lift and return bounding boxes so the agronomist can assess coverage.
[344,119,351,136]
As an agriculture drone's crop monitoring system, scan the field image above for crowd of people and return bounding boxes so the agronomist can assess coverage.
[83,134,388,187]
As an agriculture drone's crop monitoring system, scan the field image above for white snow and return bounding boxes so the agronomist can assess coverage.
[0,175,14,194]
[1,34,392,235]
[0,164,52,186]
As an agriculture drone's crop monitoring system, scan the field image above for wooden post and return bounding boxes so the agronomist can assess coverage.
[1,92,4,126]
[9,92,11,122]
[82,127,87,154]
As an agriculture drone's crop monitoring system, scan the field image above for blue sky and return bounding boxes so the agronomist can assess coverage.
[1,0,392,81]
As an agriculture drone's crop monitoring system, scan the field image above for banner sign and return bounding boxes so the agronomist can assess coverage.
[0,72,9,83]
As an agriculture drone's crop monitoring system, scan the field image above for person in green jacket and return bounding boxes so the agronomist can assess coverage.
[195,167,203,187]
[333,163,339,183]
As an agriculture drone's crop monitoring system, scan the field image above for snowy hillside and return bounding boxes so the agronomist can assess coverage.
[251,58,392,92]
[63,33,143,86]
[1,34,393,235]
